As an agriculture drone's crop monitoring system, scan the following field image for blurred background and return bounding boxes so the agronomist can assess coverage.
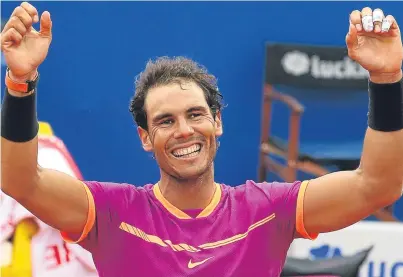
[1,1,402,277]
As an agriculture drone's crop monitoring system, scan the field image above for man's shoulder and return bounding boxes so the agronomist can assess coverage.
[219,180,304,224]
[224,180,302,194]
[223,180,304,205]
[82,180,154,201]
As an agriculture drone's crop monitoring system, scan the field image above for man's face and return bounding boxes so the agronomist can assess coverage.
[138,81,223,180]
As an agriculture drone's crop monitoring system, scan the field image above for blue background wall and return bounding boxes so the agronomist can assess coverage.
[2,1,402,217]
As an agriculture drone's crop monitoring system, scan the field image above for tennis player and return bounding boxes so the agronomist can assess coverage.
[1,2,402,277]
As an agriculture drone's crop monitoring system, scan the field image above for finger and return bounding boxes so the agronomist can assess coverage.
[20,2,39,23]
[385,14,399,32]
[346,23,358,57]
[381,15,394,33]
[39,11,52,37]
[2,15,20,34]
[372,8,385,33]
[361,7,374,32]
[350,10,362,32]
[1,8,24,33]
[1,28,23,49]
[7,16,28,37]
[12,6,33,29]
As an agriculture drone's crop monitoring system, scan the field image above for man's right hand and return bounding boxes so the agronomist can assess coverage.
[1,2,52,82]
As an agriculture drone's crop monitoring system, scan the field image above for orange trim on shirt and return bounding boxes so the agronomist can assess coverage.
[61,182,95,243]
[296,180,318,240]
[196,183,221,218]
[153,182,221,219]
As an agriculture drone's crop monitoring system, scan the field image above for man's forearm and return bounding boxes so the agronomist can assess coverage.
[1,72,40,199]
[359,71,403,206]
[360,128,403,201]
[1,137,40,199]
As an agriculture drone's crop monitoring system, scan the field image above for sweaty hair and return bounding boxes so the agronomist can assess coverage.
[129,56,224,130]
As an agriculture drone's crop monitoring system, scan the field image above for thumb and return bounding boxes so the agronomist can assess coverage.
[39,11,52,37]
[345,23,358,50]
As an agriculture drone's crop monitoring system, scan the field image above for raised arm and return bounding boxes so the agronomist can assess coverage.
[1,2,88,234]
[301,7,403,237]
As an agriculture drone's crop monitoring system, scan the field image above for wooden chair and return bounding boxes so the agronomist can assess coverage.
[257,42,399,222]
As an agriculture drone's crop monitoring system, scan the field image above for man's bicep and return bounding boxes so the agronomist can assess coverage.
[19,167,90,235]
[302,170,374,236]
[61,181,135,252]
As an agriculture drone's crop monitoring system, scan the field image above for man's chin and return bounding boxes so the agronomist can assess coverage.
[174,170,208,181]
[166,165,211,181]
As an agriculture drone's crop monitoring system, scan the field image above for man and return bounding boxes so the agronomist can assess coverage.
[1,2,402,277]
[0,122,98,277]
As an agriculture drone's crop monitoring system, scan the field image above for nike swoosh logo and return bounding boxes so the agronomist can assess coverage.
[187,256,214,269]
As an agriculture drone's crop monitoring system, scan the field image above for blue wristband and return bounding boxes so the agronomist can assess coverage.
[368,78,403,132]
[1,88,39,142]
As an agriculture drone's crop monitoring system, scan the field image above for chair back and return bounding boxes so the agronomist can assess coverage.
[263,42,369,144]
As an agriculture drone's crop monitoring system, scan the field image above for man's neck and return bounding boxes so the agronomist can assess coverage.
[157,170,216,211]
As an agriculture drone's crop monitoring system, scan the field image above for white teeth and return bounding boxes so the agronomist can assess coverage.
[172,144,201,158]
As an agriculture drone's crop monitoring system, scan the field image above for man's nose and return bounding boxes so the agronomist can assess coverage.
[174,118,195,139]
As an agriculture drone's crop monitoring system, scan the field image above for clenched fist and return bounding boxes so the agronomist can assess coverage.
[1,2,52,82]
[346,7,403,83]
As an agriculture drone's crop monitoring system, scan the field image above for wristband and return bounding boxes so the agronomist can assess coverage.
[5,68,39,93]
[368,78,403,132]
[1,88,39,142]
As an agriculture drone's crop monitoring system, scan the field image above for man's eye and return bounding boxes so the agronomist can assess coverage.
[161,119,173,125]
[190,113,202,119]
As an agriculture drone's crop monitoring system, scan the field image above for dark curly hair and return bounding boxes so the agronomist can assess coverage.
[129,56,224,130]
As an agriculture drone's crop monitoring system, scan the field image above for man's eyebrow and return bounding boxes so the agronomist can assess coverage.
[187,106,209,113]
[152,112,172,123]
[152,106,209,123]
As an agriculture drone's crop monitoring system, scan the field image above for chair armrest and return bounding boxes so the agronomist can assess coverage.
[264,87,304,114]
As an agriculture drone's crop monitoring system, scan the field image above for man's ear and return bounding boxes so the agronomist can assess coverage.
[214,111,223,137]
[138,127,153,152]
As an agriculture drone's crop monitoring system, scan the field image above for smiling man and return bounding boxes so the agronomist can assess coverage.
[1,2,403,277]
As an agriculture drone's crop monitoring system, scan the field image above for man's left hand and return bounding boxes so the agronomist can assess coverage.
[346,7,403,82]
